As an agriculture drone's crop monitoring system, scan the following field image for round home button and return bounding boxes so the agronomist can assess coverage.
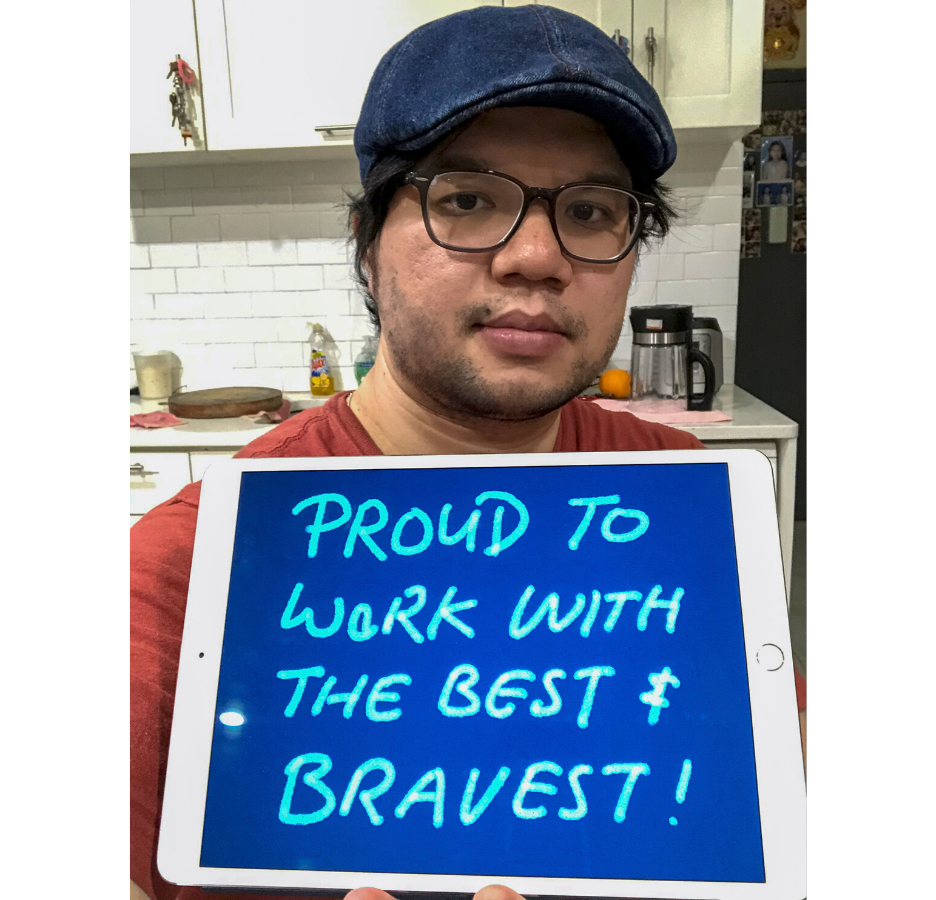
[756,643,785,671]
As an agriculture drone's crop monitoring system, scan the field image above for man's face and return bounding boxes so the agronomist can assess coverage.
[370,106,637,421]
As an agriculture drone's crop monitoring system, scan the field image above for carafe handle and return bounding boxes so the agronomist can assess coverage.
[686,346,715,411]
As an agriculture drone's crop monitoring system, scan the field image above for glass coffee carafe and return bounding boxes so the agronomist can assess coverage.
[629,305,715,411]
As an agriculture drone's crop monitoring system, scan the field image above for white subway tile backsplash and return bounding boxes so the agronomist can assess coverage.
[224,266,274,292]
[220,214,271,241]
[130,244,150,268]
[130,168,165,190]
[255,342,304,368]
[270,211,321,239]
[164,166,215,189]
[240,185,291,209]
[282,367,311,392]
[170,215,221,242]
[323,264,355,289]
[684,252,739,280]
[297,239,350,265]
[197,242,249,267]
[291,184,346,209]
[663,224,714,252]
[205,292,253,318]
[687,195,741,226]
[191,188,243,215]
[132,216,172,243]
[657,254,685,281]
[261,162,318,186]
[208,343,256,368]
[150,243,199,268]
[713,223,740,251]
[320,210,350,239]
[130,296,155,318]
[177,267,226,293]
[250,292,306,317]
[247,240,298,266]
[701,304,738,333]
[131,268,176,294]
[143,189,193,216]
[273,265,324,291]
[212,164,268,188]
[130,138,743,388]
[153,294,207,319]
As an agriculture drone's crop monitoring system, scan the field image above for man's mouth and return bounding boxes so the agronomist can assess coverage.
[475,311,568,357]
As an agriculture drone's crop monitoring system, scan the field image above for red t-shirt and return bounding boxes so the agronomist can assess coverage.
[130,393,802,900]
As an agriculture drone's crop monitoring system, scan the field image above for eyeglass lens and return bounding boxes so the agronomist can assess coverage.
[424,172,640,261]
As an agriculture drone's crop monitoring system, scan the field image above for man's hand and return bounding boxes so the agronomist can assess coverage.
[346,885,525,900]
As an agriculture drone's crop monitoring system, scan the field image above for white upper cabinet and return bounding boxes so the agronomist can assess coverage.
[507,0,632,40]
[631,0,764,130]
[130,1,763,157]
[130,0,205,153]
[194,1,489,152]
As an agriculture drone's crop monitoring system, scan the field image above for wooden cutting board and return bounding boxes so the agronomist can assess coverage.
[167,387,284,419]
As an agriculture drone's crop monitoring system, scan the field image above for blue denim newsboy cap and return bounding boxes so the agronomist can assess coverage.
[354,4,677,183]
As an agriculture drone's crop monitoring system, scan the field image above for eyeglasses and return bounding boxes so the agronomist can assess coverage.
[404,169,656,264]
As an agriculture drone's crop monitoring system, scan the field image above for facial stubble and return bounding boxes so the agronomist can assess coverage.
[377,273,622,421]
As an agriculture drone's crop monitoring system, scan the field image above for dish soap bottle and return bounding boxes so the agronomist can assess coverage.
[307,322,335,396]
[354,335,378,385]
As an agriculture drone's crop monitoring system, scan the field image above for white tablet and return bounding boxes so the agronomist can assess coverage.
[157,450,805,899]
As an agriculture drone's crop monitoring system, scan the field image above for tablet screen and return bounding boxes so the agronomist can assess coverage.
[200,462,764,883]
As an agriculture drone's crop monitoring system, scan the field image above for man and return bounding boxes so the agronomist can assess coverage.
[131,6,804,900]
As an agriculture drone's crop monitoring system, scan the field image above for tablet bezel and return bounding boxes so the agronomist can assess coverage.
[157,449,805,900]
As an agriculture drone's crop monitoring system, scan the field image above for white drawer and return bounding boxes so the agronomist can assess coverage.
[129,452,191,516]
[190,450,237,483]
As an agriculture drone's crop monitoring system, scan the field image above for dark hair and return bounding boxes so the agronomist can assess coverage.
[345,145,678,333]
[768,140,788,160]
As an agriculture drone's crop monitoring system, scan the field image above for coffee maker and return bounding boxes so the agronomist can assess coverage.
[629,305,715,411]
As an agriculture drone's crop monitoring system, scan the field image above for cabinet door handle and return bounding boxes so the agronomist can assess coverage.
[130,463,159,478]
[314,125,356,136]
[645,27,658,87]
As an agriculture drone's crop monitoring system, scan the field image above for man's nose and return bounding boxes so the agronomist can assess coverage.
[490,201,573,287]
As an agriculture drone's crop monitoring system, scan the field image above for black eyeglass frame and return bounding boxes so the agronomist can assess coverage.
[404,168,657,264]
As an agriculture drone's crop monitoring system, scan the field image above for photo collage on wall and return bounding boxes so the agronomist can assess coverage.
[741,108,806,256]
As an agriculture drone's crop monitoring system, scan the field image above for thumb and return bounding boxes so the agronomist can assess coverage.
[473,885,526,900]
[344,889,398,900]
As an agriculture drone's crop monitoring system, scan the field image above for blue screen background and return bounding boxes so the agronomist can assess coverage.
[200,462,764,882]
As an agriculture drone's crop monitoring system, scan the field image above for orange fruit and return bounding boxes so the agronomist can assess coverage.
[599,368,631,399]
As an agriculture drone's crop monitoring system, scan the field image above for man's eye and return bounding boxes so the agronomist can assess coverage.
[569,203,607,223]
[437,192,493,213]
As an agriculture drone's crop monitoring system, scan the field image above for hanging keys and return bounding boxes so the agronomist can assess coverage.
[166,55,196,146]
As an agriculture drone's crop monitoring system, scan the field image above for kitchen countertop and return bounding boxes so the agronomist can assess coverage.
[130,385,797,450]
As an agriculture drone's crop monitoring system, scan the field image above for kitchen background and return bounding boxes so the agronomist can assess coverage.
[129,0,806,678]
[129,140,745,395]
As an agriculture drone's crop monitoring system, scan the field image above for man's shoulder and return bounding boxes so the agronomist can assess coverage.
[234,392,380,460]
[558,397,705,452]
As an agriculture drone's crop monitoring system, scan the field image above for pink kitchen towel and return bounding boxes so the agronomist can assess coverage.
[130,411,185,428]
[240,399,292,423]
[590,397,732,424]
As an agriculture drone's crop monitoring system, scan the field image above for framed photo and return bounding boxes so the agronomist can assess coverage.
[791,219,806,253]
[756,180,794,208]
[760,137,794,182]
[742,171,755,209]
[743,208,762,242]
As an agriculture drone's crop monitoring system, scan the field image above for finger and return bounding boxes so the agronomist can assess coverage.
[473,885,526,900]
[344,888,397,900]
